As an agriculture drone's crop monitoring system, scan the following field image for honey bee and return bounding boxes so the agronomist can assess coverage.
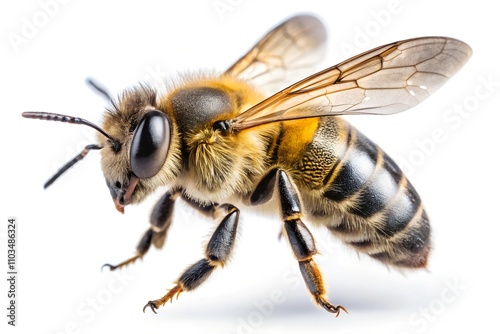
[23,15,471,316]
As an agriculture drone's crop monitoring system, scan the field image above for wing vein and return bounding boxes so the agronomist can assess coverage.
[228,35,471,131]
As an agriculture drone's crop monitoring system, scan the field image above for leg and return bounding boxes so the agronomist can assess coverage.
[180,194,223,219]
[102,189,181,271]
[143,204,239,313]
[250,168,347,316]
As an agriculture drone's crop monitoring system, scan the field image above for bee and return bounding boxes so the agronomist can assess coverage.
[23,15,471,315]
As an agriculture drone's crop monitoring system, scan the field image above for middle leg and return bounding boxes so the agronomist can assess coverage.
[143,203,240,313]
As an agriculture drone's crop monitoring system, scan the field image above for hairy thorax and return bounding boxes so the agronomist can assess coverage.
[161,75,279,203]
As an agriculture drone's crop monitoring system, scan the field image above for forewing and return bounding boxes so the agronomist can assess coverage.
[230,37,472,130]
[225,15,327,94]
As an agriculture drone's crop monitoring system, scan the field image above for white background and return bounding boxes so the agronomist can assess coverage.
[1,0,499,333]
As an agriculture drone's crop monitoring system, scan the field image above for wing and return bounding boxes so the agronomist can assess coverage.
[225,15,327,94]
[229,37,472,131]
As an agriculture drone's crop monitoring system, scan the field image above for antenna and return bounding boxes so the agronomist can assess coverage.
[23,79,122,188]
[43,144,102,188]
[22,112,121,188]
[86,78,114,103]
[22,111,112,139]
[86,77,121,112]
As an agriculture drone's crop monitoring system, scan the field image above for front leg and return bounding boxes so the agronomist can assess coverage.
[143,203,240,313]
[102,189,181,271]
[250,168,347,316]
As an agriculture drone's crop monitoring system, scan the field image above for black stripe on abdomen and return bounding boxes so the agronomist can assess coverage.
[348,152,401,218]
[324,125,423,238]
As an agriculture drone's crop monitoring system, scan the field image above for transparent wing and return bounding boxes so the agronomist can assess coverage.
[230,37,472,131]
[225,15,327,94]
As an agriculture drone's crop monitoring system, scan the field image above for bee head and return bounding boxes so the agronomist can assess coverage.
[99,85,182,212]
[22,82,182,214]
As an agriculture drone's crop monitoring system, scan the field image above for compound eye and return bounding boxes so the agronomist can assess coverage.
[130,110,170,179]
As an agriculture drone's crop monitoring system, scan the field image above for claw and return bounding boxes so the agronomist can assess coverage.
[143,285,184,314]
[101,263,118,272]
[143,301,159,314]
[333,305,348,317]
[100,254,141,272]
[316,296,348,317]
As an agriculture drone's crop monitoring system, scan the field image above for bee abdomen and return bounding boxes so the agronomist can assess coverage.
[323,125,430,268]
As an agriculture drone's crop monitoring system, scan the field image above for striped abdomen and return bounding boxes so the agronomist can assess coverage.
[294,117,431,268]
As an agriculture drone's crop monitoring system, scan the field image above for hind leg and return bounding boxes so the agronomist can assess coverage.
[250,168,347,316]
